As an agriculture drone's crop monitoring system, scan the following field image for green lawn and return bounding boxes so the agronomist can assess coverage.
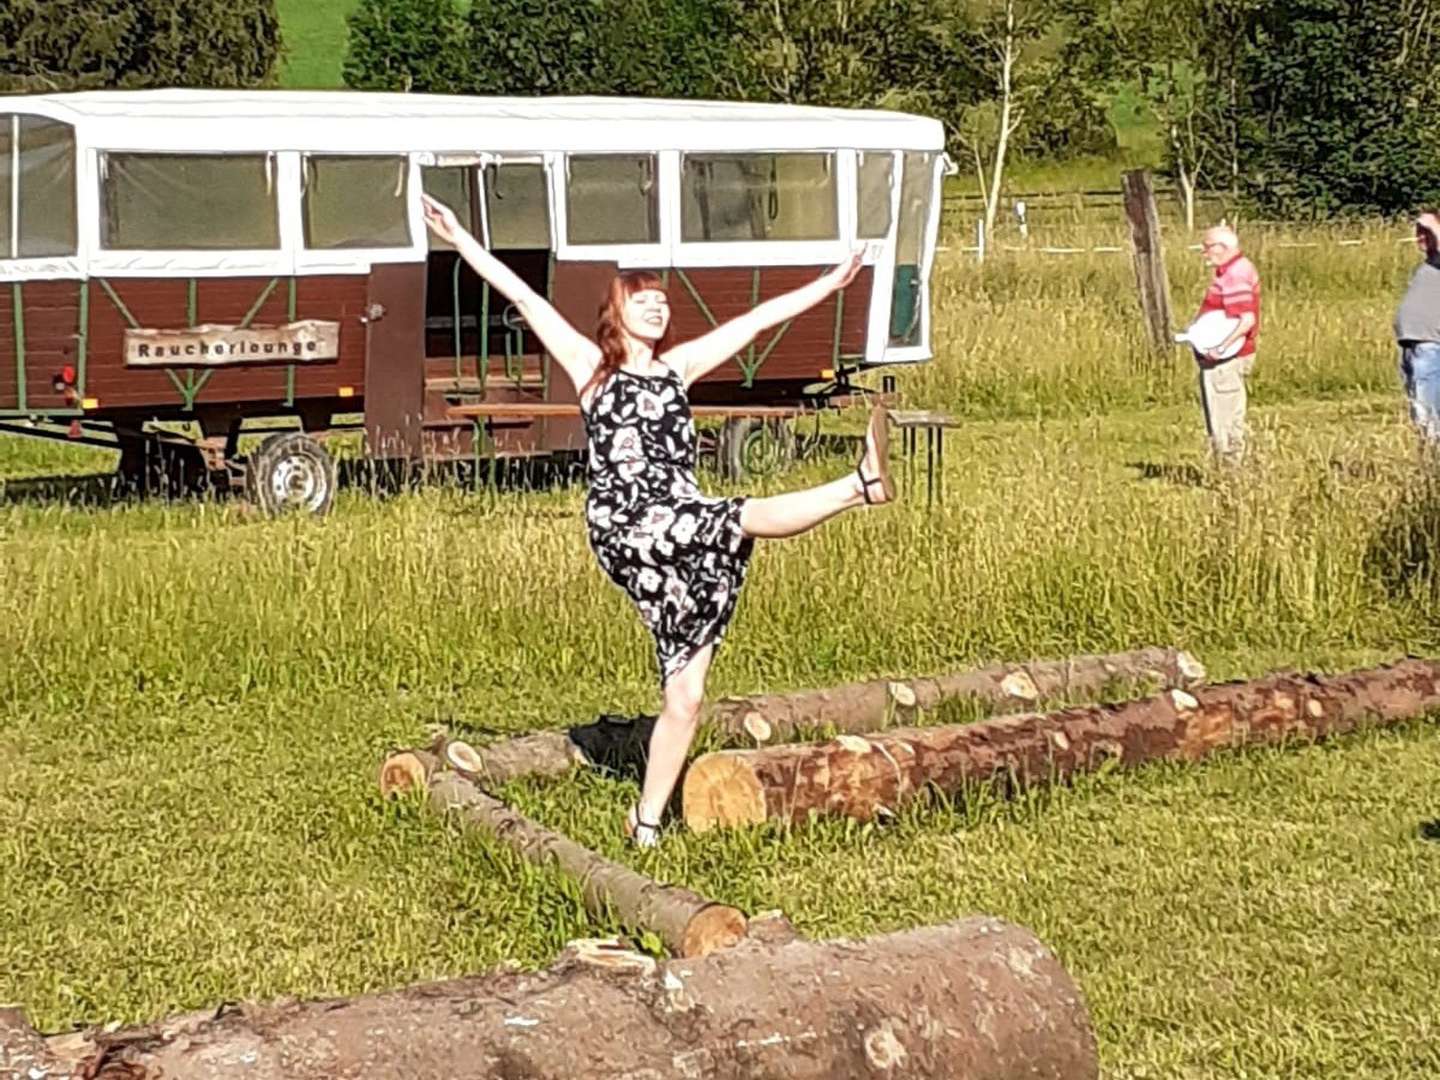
[277,0,359,88]
[3,225,1438,1077]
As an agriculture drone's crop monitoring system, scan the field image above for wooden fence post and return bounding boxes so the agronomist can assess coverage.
[1122,169,1174,355]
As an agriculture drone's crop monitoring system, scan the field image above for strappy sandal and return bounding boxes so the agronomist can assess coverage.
[624,803,662,849]
[856,404,895,505]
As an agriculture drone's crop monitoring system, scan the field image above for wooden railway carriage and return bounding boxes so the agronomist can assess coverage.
[0,90,949,513]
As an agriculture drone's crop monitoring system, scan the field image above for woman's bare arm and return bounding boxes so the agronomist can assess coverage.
[662,252,863,387]
[421,195,600,394]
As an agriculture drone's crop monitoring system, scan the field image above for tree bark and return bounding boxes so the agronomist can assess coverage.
[1177,160,1197,233]
[683,659,1440,832]
[11,917,1098,1080]
[434,731,588,786]
[392,648,1202,788]
[706,646,1205,745]
[380,758,746,959]
[1122,168,1176,355]
[983,0,1018,241]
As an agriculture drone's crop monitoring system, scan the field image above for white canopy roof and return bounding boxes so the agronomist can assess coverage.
[11,89,947,155]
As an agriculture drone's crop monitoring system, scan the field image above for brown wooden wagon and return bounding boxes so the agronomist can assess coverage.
[0,91,949,513]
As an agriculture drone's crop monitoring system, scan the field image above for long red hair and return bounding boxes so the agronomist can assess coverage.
[583,271,672,397]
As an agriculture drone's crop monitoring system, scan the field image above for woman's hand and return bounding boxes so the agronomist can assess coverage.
[823,250,864,292]
[420,194,465,246]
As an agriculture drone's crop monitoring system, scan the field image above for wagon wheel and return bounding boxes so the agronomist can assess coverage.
[245,432,336,517]
[716,417,795,481]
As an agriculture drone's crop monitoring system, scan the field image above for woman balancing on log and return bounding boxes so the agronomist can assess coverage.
[420,194,898,847]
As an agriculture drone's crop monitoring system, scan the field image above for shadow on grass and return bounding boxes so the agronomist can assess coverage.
[1419,820,1440,843]
[0,430,866,518]
[0,454,591,514]
[0,471,124,508]
[1127,460,1208,488]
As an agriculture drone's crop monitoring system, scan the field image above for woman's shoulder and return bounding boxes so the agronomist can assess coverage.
[651,357,687,383]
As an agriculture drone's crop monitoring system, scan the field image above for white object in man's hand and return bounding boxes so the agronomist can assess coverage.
[1176,309,1244,361]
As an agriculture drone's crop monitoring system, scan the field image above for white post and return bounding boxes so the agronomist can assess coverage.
[976,217,986,263]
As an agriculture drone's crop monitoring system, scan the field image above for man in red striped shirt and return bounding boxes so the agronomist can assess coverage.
[1194,225,1261,463]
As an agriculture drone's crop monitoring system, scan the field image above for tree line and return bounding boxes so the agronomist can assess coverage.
[2,0,1438,219]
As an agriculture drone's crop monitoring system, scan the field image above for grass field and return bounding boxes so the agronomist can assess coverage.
[277,0,360,89]
[4,220,1440,1078]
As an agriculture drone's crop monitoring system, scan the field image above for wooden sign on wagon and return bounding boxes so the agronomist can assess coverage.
[123,320,341,366]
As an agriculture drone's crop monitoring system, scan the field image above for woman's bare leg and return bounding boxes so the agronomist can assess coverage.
[636,644,715,827]
[739,474,864,539]
[739,412,893,540]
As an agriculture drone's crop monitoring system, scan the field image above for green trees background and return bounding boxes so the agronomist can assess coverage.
[3,0,1438,216]
[0,0,282,92]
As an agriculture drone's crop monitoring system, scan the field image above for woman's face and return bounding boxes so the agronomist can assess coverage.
[621,288,670,343]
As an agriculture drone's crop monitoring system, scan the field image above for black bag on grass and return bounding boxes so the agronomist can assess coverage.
[566,713,658,782]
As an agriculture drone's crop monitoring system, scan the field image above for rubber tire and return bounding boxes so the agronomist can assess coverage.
[716,417,795,481]
[246,432,336,517]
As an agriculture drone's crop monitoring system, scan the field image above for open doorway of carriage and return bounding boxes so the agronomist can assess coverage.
[417,156,581,476]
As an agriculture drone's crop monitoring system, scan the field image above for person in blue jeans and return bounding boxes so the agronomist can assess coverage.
[1396,211,1440,442]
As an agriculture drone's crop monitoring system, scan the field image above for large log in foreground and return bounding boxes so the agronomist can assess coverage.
[6,917,1098,1080]
[381,758,746,959]
[684,659,1440,831]
[708,645,1206,744]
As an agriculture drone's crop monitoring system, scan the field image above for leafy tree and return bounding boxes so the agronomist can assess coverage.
[0,0,281,92]
[343,0,469,93]
[460,0,741,98]
[1226,0,1440,216]
[1075,0,1440,218]
[1062,0,1252,229]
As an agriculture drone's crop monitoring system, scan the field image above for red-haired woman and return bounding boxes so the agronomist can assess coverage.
[422,194,896,847]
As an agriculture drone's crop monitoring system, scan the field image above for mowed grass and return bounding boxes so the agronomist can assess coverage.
[3,228,1440,1078]
[276,0,359,89]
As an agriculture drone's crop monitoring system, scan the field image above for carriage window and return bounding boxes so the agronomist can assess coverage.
[890,151,937,347]
[681,153,838,242]
[421,166,477,252]
[856,151,894,240]
[1,115,78,259]
[0,120,9,258]
[103,153,279,250]
[304,155,411,249]
[895,151,935,266]
[485,162,550,250]
[565,155,658,245]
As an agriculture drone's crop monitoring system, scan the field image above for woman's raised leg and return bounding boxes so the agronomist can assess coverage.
[739,407,894,540]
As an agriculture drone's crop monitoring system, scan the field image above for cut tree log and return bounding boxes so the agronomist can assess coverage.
[380,758,745,958]
[407,647,1207,788]
[415,731,589,786]
[683,658,1440,832]
[706,645,1207,744]
[11,916,1098,1080]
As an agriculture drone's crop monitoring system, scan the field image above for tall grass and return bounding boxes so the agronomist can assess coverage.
[913,221,1415,418]
[2,223,1438,1078]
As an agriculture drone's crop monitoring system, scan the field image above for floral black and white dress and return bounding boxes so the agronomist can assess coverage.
[582,364,754,686]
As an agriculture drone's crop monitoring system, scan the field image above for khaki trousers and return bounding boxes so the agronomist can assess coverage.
[1199,354,1253,461]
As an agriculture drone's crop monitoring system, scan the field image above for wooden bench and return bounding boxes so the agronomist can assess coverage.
[444,391,892,424]
[888,408,961,507]
[445,402,810,420]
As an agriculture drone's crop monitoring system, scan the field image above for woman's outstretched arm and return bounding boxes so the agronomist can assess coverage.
[662,252,863,387]
[421,194,600,394]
